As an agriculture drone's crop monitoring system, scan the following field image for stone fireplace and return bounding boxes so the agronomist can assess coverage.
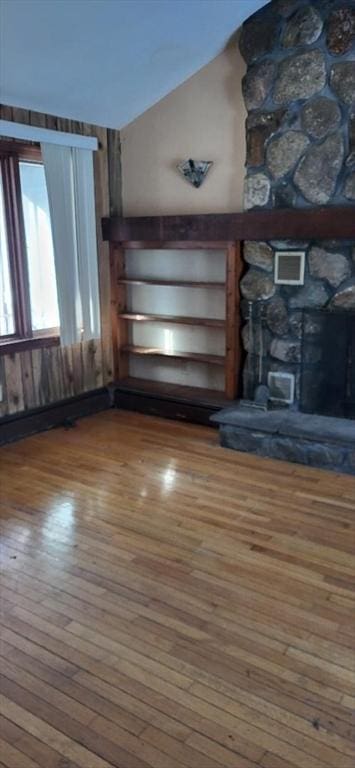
[212,0,355,474]
[241,240,355,413]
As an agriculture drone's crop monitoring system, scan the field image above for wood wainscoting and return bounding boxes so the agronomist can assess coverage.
[0,339,104,420]
[0,409,354,768]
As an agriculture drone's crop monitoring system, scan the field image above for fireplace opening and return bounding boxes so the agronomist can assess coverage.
[300,310,355,420]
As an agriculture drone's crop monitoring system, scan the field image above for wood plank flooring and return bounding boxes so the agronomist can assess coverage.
[0,410,354,768]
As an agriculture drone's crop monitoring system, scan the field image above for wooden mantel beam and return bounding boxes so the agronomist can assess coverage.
[102,207,355,244]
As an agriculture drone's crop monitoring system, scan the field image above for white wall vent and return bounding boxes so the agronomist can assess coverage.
[268,371,295,404]
[274,250,305,285]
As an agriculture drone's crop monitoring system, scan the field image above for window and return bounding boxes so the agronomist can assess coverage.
[0,140,59,351]
[0,174,15,335]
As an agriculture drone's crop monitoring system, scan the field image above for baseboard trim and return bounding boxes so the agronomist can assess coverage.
[114,388,219,427]
[0,388,111,446]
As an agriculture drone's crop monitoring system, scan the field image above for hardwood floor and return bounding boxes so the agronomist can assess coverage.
[0,409,354,768]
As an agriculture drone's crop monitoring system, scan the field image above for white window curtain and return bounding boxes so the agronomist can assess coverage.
[41,143,100,346]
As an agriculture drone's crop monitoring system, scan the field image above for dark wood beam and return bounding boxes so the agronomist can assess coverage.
[102,207,355,243]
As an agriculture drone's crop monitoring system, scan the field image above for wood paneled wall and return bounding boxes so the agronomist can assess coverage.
[0,104,122,418]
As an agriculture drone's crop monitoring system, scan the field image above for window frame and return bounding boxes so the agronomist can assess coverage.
[0,139,60,354]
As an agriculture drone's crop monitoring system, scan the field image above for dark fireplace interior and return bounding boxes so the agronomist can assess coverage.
[301,310,355,419]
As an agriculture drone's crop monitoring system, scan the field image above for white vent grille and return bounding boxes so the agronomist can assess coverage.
[274,250,305,285]
[268,371,295,404]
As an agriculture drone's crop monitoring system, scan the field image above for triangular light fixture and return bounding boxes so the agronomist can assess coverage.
[177,159,213,188]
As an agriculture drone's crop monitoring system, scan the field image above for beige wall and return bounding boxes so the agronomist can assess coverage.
[121,45,246,216]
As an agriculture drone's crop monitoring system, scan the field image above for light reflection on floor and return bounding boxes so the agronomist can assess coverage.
[162,461,177,494]
[42,496,75,538]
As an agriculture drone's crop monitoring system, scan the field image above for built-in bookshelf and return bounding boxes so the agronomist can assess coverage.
[109,242,242,410]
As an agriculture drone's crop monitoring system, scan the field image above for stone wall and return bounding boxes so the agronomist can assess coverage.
[238,0,355,404]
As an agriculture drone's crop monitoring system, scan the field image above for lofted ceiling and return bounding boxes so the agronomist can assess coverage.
[0,0,266,129]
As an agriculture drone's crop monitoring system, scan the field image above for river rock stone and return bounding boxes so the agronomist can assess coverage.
[317,239,352,252]
[282,6,323,48]
[244,173,271,209]
[246,109,287,166]
[289,311,303,339]
[244,241,274,271]
[344,172,355,200]
[330,62,355,107]
[246,109,287,132]
[239,16,277,64]
[309,246,351,288]
[289,282,329,309]
[274,0,300,17]
[266,296,289,335]
[329,279,355,310]
[240,270,275,301]
[303,313,323,335]
[266,131,309,179]
[294,133,344,204]
[242,59,276,111]
[270,338,301,363]
[273,181,298,208]
[274,50,326,104]
[301,97,341,140]
[269,439,345,469]
[270,240,309,249]
[327,8,355,55]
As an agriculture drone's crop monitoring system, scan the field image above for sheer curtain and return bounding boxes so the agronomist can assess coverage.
[0,174,15,335]
[41,143,100,346]
[20,161,60,332]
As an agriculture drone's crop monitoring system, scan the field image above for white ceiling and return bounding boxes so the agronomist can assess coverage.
[0,0,266,129]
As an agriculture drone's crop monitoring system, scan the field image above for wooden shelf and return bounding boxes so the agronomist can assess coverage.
[118,278,224,289]
[109,241,242,407]
[122,345,224,365]
[118,313,225,327]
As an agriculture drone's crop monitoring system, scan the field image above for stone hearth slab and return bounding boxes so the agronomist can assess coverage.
[211,406,355,445]
[211,404,355,474]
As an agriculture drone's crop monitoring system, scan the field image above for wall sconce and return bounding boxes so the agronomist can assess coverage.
[177,159,213,188]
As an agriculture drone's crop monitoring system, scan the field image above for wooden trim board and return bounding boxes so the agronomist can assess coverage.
[114,377,229,426]
[102,207,355,242]
[0,388,111,446]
